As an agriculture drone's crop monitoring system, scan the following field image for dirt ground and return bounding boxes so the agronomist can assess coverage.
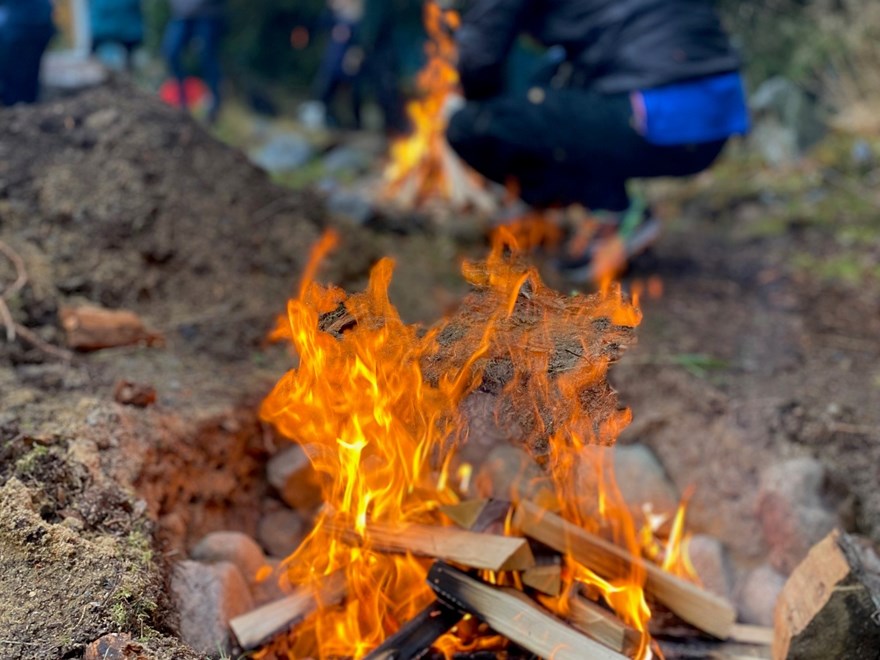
[1,82,879,657]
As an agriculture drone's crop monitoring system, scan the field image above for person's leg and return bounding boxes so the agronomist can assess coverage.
[194,17,223,122]
[163,18,192,108]
[1,25,53,105]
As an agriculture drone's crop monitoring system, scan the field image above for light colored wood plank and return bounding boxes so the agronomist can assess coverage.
[522,562,562,596]
[728,624,773,646]
[328,520,535,572]
[428,563,627,660]
[229,571,346,650]
[567,594,642,655]
[514,501,736,639]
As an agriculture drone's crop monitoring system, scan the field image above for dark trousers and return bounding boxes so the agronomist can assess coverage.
[447,86,726,211]
[0,24,54,106]
[163,17,223,117]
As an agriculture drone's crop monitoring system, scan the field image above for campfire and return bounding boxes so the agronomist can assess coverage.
[382,2,494,214]
[225,228,736,659]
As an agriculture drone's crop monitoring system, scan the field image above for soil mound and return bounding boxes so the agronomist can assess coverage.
[0,80,322,361]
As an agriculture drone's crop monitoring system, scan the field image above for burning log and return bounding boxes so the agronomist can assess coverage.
[773,529,880,659]
[428,562,627,660]
[514,501,737,639]
[326,520,535,572]
[363,600,461,660]
[567,593,642,656]
[229,572,346,651]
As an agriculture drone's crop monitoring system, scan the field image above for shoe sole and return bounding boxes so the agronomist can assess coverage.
[560,218,662,284]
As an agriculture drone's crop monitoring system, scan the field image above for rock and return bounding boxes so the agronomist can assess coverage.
[736,564,787,626]
[84,633,144,660]
[325,186,375,226]
[191,531,267,585]
[476,445,556,505]
[113,380,157,408]
[687,534,733,600]
[249,133,314,173]
[172,560,254,657]
[266,445,324,511]
[756,457,841,574]
[257,509,305,559]
[322,145,372,175]
[577,444,679,520]
[612,444,680,516]
[749,77,825,166]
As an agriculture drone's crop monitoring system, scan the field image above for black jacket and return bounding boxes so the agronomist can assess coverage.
[456,0,740,99]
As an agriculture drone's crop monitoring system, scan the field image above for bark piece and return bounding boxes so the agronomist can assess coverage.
[59,304,162,351]
[328,520,535,572]
[514,501,736,639]
[113,380,157,408]
[229,571,346,650]
[428,562,627,660]
[773,530,880,659]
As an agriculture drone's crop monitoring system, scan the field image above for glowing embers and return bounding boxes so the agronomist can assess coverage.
[252,232,729,659]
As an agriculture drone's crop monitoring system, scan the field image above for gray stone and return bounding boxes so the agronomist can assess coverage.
[750,77,825,166]
[687,534,733,600]
[249,134,314,173]
[172,560,254,657]
[736,564,787,626]
[325,187,374,226]
[756,457,841,574]
[191,531,267,586]
[267,445,324,511]
[477,445,555,504]
[577,444,679,519]
[322,145,372,175]
[257,509,306,559]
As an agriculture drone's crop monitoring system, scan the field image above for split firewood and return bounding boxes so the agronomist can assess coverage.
[773,529,880,659]
[514,501,737,640]
[229,571,346,651]
[363,600,461,660]
[439,498,511,532]
[428,562,627,660]
[728,625,773,646]
[326,520,535,572]
[567,593,642,656]
[522,557,563,597]
[59,304,163,351]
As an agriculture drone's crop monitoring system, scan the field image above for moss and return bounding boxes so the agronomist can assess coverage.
[14,445,49,476]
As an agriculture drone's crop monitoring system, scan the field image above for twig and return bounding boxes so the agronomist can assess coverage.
[0,239,74,360]
[11,321,74,362]
[0,239,28,342]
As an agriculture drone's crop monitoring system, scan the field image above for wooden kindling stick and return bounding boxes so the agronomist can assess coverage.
[325,519,535,572]
[427,562,627,660]
[229,571,346,651]
[513,501,737,640]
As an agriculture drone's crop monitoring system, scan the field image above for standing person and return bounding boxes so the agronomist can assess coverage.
[0,0,55,106]
[89,0,144,71]
[446,0,750,282]
[359,0,408,135]
[163,0,226,123]
[312,0,365,129]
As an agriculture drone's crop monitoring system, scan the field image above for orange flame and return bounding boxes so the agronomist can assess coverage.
[259,231,698,658]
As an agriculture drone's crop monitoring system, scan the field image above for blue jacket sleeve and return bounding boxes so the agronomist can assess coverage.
[456,0,528,100]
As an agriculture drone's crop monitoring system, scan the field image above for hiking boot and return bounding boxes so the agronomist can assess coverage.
[555,203,661,283]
